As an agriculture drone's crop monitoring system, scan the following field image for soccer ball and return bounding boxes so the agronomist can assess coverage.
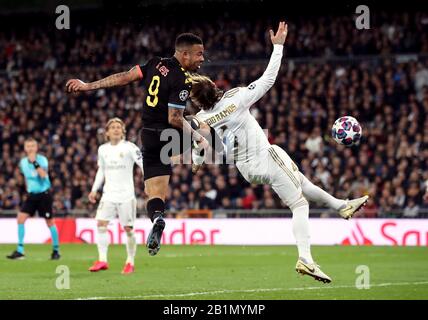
[331,116,362,146]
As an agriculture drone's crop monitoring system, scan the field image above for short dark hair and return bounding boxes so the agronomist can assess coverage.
[175,33,203,49]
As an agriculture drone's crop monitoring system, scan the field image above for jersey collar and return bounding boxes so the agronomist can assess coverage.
[171,56,185,70]
[109,139,125,146]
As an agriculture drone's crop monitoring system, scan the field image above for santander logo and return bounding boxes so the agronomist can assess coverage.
[341,220,428,246]
[341,222,373,245]
[7,218,425,247]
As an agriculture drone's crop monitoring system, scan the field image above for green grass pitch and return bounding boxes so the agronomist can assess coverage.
[0,244,427,300]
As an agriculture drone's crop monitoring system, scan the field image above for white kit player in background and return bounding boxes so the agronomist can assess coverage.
[88,118,144,274]
[189,22,369,283]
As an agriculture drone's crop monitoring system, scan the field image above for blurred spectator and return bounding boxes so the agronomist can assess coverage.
[241,187,257,210]
[305,127,323,154]
[403,199,420,218]
[361,198,379,218]
[198,190,216,210]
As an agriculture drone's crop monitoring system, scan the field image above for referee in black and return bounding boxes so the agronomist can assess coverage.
[7,138,60,260]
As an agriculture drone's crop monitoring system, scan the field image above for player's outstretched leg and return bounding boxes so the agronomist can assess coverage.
[299,172,345,210]
[338,195,369,219]
[299,172,368,219]
[146,198,166,256]
[89,223,109,272]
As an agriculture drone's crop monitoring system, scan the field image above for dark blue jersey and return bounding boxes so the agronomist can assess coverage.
[138,57,192,129]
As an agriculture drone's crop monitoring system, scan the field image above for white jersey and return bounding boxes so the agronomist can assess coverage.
[194,44,284,164]
[91,140,144,203]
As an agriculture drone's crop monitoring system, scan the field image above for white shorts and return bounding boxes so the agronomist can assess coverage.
[96,199,137,227]
[236,145,303,208]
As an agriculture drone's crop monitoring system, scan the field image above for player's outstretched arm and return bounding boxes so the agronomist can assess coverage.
[66,66,142,93]
[240,21,288,108]
[269,21,288,46]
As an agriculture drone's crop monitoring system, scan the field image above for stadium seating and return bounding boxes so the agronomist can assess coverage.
[1,12,428,218]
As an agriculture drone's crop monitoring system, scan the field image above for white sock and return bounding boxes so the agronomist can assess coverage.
[292,203,314,264]
[299,172,345,210]
[97,226,109,262]
[126,230,136,265]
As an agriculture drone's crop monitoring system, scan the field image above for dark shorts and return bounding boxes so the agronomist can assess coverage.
[21,191,54,219]
[141,127,192,181]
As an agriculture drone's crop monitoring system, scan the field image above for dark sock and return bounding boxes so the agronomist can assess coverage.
[146,198,165,223]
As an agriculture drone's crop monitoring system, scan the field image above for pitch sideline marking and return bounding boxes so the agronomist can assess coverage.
[75,280,428,300]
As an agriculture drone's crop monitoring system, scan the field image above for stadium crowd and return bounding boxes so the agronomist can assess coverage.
[1,11,428,218]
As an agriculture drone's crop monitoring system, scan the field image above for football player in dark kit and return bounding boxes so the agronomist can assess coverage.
[66,33,208,256]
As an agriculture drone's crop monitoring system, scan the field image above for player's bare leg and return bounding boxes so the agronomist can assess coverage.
[145,175,169,256]
[122,226,136,274]
[89,220,110,272]
[298,172,369,219]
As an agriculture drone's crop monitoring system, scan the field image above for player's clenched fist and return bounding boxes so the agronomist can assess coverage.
[66,79,89,93]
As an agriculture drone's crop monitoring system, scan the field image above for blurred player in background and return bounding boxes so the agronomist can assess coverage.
[189,22,369,283]
[66,33,208,256]
[7,138,60,260]
[88,118,144,274]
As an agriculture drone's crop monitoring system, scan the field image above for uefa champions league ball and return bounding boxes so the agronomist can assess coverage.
[331,116,362,146]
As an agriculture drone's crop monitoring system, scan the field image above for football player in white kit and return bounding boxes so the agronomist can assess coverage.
[189,22,369,283]
[88,118,144,274]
